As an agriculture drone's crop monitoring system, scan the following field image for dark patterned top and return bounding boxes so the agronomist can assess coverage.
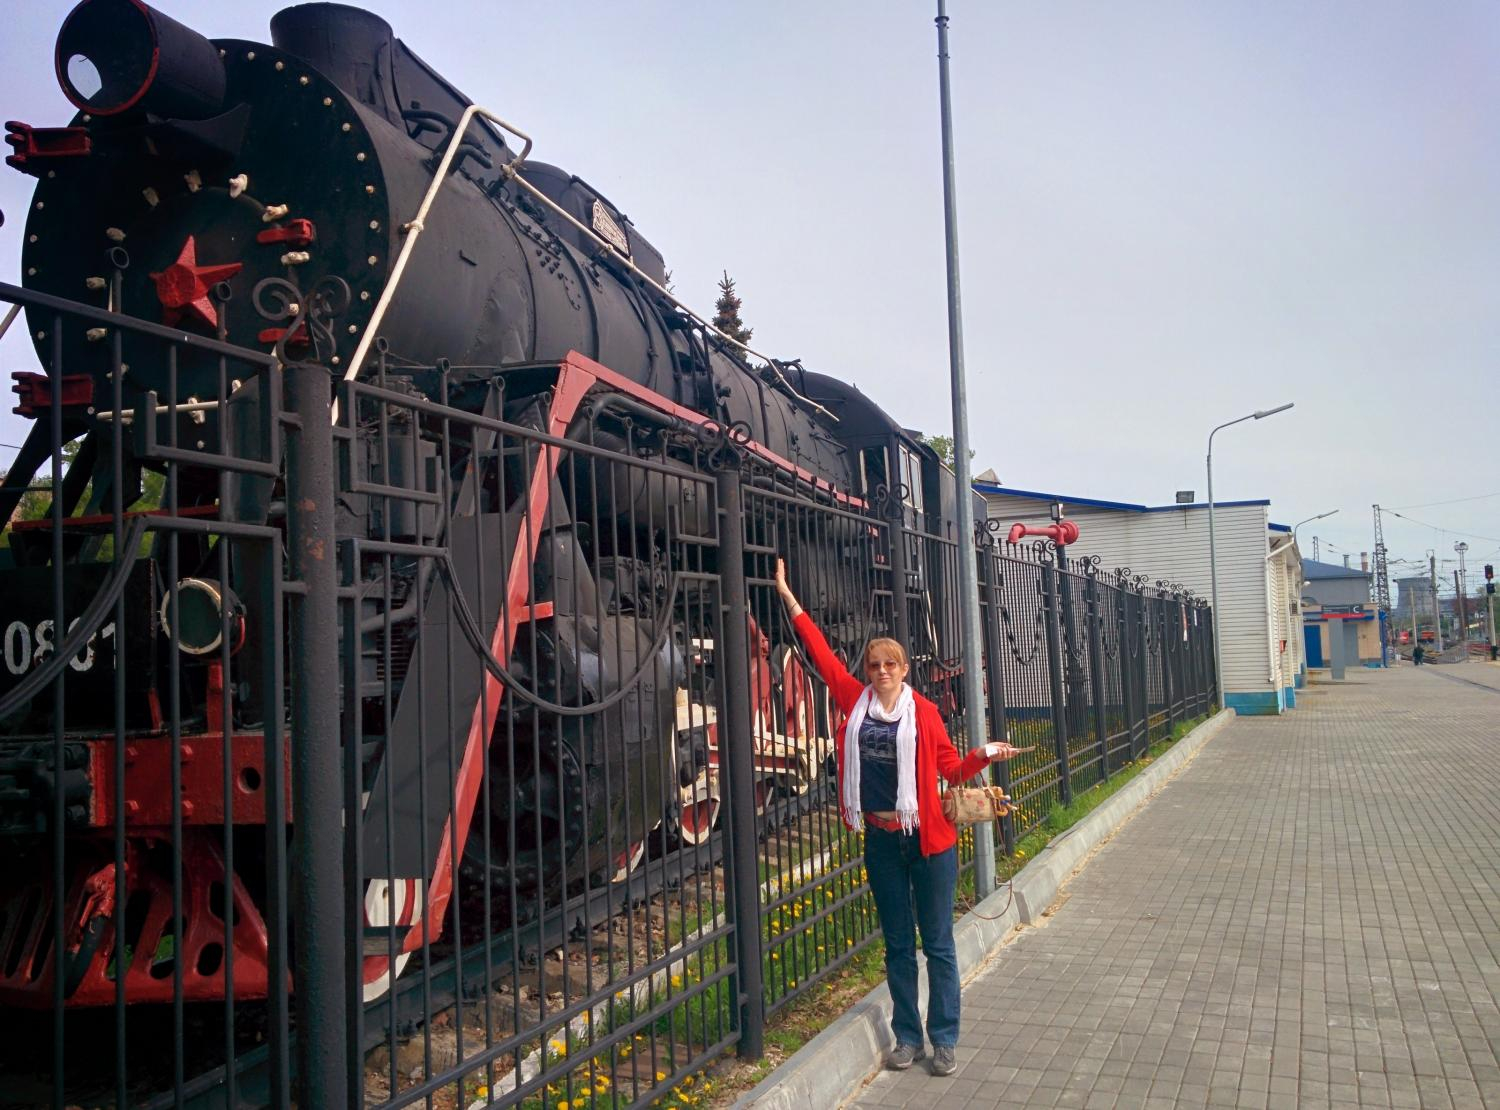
[859,716,900,812]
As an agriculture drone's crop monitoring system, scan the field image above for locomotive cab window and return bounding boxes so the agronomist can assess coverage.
[860,445,888,498]
[900,445,924,516]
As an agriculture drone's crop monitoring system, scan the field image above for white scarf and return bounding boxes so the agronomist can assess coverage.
[842,683,919,833]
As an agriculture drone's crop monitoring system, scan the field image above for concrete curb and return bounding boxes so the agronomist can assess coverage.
[733,708,1236,1109]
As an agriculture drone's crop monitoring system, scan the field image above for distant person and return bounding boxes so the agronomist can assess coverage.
[1412,643,1425,666]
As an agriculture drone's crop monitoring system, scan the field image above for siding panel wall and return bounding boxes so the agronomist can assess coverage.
[986,494,1278,696]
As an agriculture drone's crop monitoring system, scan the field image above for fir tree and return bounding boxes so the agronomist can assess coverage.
[711,271,754,351]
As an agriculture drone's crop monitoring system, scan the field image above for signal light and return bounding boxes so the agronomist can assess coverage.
[1486,563,1494,580]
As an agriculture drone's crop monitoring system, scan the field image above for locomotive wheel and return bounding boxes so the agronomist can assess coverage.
[460,734,611,913]
[361,878,422,1003]
[609,838,646,883]
[753,778,776,816]
[676,794,720,846]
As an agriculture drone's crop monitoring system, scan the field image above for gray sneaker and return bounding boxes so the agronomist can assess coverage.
[886,1043,926,1070]
[930,1045,957,1076]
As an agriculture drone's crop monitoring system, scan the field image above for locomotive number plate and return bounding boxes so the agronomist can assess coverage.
[591,200,630,257]
[0,560,159,730]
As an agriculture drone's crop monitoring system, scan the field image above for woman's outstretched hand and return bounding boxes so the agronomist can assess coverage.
[983,739,1028,762]
[774,558,802,616]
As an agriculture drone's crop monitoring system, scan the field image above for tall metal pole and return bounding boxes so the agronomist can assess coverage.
[1207,442,1222,710]
[1430,553,1444,652]
[1454,542,1469,644]
[933,0,994,898]
[1455,571,1464,647]
[1206,403,1293,712]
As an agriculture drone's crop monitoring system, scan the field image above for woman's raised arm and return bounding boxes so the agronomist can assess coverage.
[776,558,864,712]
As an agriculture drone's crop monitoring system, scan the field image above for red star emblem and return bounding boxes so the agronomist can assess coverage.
[148,236,242,330]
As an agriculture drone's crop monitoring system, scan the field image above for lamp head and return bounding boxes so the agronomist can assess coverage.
[1253,402,1295,420]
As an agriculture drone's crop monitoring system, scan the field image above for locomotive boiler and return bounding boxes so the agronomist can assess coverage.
[0,0,968,1009]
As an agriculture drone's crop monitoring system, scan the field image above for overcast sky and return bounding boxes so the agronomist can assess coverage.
[2,1,1496,589]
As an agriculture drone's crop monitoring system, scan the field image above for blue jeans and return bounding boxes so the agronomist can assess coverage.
[864,827,960,1048]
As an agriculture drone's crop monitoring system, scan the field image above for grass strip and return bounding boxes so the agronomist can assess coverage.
[538,713,1212,1110]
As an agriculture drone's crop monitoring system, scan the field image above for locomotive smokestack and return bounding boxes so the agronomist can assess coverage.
[55,0,227,120]
[270,4,400,121]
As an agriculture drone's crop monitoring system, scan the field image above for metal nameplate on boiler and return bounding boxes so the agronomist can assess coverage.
[591,199,630,256]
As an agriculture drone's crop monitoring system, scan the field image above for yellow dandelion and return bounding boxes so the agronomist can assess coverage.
[550,1039,567,1057]
[770,953,779,960]
[558,1102,570,1110]
[656,1070,667,1081]
[684,1076,694,1086]
[475,1086,488,1099]
[670,974,683,989]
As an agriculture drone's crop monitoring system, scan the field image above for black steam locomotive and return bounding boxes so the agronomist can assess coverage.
[0,0,967,1007]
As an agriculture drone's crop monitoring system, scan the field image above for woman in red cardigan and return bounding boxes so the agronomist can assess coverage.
[775,559,1020,1077]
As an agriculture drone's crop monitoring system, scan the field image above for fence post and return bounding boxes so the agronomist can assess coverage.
[1205,607,1216,711]
[1132,591,1149,759]
[1208,607,1218,707]
[1190,603,1204,715]
[977,546,1014,855]
[1174,596,1189,719]
[1041,561,1072,806]
[1085,574,1109,781]
[715,466,765,1059]
[1056,559,1086,754]
[1165,595,1178,724]
[886,502,913,651]
[1158,595,1176,732]
[1114,582,1132,771]
[284,361,348,1107]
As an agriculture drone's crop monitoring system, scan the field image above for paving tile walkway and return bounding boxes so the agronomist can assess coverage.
[1425,658,1500,694]
[852,666,1500,1110]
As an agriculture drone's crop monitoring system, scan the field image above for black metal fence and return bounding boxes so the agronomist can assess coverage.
[0,282,1215,1108]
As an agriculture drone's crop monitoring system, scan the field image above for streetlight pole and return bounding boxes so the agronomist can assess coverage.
[1292,510,1338,552]
[1207,402,1294,711]
[1454,542,1469,645]
[1429,552,1443,652]
[932,0,995,898]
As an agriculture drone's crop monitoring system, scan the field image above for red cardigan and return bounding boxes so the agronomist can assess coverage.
[792,611,992,857]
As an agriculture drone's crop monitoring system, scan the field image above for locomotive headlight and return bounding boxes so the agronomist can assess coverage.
[56,0,226,120]
[160,578,245,656]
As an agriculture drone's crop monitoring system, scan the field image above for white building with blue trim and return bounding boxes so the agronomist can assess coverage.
[977,481,1304,715]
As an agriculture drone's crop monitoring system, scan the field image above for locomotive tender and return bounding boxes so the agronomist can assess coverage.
[0,0,968,1007]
